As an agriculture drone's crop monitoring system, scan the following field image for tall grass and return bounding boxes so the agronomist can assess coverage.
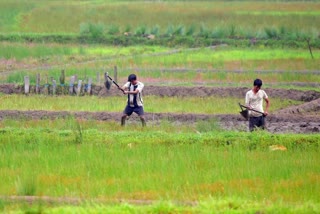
[0,1,319,35]
[0,120,319,204]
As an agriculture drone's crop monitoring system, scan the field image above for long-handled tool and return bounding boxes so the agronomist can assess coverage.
[239,103,265,120]
[105,73,125,94]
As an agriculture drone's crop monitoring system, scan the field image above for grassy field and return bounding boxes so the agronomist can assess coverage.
[1,0,319,89]
[1,43,319,69]
[1,1,320,213]
[1,0,319,35]
[0,94,301,114]
[1,44,319,90]
[0,119,320,213]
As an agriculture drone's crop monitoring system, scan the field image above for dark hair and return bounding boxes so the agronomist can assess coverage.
[253,78,262,87]
[128,74,137,81]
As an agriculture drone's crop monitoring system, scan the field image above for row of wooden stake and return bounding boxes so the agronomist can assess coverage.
[23,67,118,95]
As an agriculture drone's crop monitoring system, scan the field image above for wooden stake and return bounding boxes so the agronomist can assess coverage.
[45,74,49,95]
[87,78,92,95]
[77,80,82,96]
[60,69,65,85]
[69,76,75,95]
[24,76,30,94]
[52,79,56,95]
[36,73,40,94]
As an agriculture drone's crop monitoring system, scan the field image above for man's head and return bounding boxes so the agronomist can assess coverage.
[253,78,262,92]
[128,74,137,84]
[253,78,262,87]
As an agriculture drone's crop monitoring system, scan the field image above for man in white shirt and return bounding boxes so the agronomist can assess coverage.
[245,79,270,132]
[121,74,146,126]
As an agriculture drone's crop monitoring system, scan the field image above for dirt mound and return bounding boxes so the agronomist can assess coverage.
[275,98,320,115]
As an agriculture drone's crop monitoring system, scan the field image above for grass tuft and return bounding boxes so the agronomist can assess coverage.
[15,176,37,196]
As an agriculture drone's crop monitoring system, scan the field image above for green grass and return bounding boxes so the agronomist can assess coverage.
[1,44,319,90]
[0,119,319,213]
[0,94,301,114]
[1,42,318,64]
[0,1,319,213]
[0,1,36,32]
[0,42,170,60]
[0,1,319,34]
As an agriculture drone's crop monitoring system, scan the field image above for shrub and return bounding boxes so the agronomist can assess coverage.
[15,176,37,196]
[210,27,226,39]
[165,24,175,37]
[199,23,210,38]
[150,25,160,36]
[264,27,279,39]
[185,25,196,36]
[80,22,105,39]
[173,25,185,36]
[135,25,148,36]
[107,25,120,35]
[124,24,132,34]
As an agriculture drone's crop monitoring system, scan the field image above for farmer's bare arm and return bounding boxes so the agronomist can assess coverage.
[245,93,251,109]
[121,84,128,91]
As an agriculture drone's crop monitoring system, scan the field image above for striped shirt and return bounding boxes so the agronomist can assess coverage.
[123,81,144,107]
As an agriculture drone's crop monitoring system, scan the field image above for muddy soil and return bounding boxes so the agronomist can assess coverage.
[0,84,319,134]
[0,109,319,134]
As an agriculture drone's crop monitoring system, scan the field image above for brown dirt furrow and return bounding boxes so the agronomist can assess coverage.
[0,110,319,134]
[1,84,320,101]
[83,86,320,101]
[0,195,195,206]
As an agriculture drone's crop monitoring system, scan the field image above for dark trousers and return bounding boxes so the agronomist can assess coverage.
[249,116,265,132]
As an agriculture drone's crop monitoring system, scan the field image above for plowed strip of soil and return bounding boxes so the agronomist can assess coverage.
[1,85,319,133]
[1,84,320,101]
[0,110,319,134]
[0,195,196,206]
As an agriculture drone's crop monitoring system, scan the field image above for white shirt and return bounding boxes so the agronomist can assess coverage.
[245,89,268,117]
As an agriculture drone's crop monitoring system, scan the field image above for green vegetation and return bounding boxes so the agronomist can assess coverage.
[2,43,318,66]
[0,94,301,114]
[0,42,170,60]
[0,0,319,90]
[0,0,319,213]
[0,119,319,213]
[0,1,319,47]
[1,44,319,91]
[2,0,317,33]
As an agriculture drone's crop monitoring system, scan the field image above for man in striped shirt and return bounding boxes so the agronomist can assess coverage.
[121,74,146,127]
